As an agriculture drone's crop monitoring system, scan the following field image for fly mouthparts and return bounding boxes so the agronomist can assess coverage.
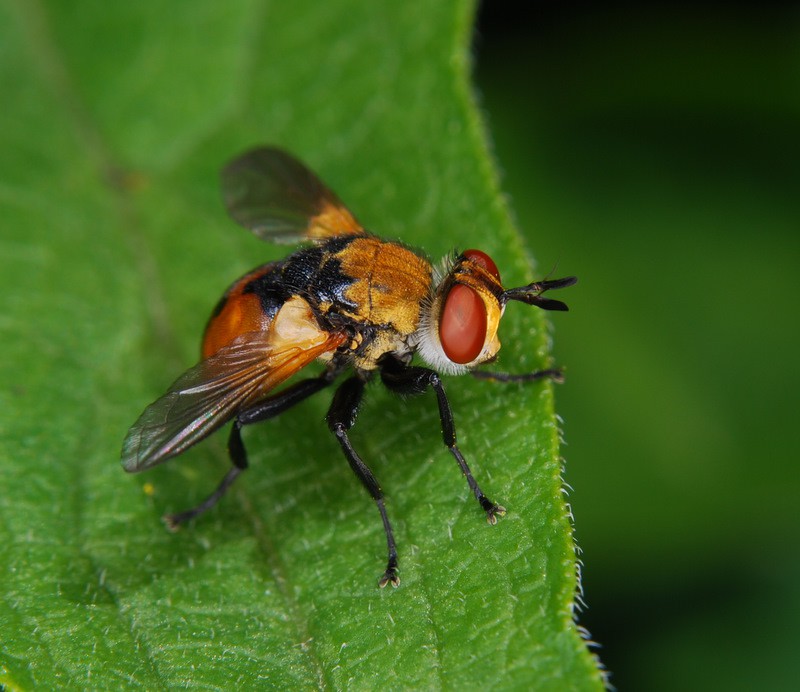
[501,276,578,311]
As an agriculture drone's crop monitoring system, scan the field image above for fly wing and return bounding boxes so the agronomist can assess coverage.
[221,146,365,244]
[121,330,347,473]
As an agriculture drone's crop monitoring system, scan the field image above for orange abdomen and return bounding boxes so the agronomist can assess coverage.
[202,263,279,359]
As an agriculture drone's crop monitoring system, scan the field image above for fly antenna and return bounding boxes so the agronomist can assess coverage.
[501,276,578,311]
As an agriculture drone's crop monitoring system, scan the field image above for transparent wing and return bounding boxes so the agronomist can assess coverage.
[221,146,365,243]
[121,330,346,473]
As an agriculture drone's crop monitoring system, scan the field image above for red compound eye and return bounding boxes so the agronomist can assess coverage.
[439,284,487,364]
[463,249,500,282]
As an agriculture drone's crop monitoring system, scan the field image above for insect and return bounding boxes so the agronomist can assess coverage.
[122,146,576,587]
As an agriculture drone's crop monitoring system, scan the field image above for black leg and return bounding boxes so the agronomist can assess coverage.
[164,374,333,529]
[471,368,564,384]
[379,356,506,524]
[327,376,399,588]
[237,373,335,425]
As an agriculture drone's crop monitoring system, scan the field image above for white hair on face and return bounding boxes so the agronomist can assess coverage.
[413,253,470,375]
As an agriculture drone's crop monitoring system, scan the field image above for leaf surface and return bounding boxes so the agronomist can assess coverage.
[0,1,602,688]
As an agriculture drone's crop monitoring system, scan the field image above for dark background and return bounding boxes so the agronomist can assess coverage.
[476,2,800,689]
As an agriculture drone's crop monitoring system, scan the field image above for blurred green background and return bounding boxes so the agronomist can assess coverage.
[477,2,800,689]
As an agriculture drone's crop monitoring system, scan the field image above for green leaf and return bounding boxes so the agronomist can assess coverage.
[0,1,602,689]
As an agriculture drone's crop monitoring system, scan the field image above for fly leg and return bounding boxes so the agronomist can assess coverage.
[164,373,334,529]
[326,376,399,588]
[379,355,505,524]
[470,368,564,384]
